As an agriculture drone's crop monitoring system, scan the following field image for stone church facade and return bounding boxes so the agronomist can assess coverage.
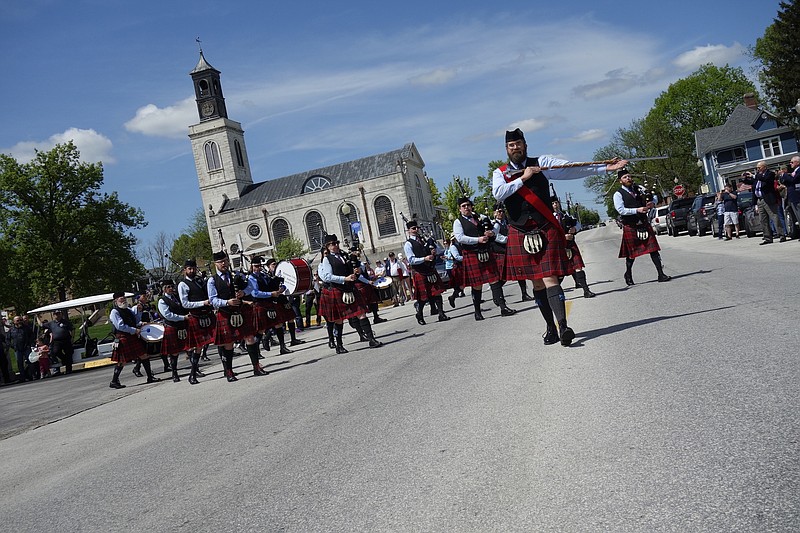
[187,52,439,268]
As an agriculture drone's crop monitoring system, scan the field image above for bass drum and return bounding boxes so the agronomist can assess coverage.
[276,258,313,295]
[374,277,395,301]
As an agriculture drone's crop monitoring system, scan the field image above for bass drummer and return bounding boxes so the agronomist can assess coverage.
[264,258,301,352]
[350,247,387,326]
[319,234,382,353]
[246,256,293,355]
[108,292,160,389]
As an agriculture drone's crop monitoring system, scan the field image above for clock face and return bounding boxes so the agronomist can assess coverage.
[201,101,215,117]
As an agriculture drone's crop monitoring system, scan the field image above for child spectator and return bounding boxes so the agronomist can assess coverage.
[33,335,51,378]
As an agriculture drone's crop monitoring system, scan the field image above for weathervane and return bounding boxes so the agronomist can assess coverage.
[195,37,203,53]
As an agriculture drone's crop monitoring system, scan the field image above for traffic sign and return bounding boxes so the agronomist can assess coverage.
[673,184,686,197]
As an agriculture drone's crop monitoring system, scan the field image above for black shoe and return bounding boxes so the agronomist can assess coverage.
[335,345,349,354]
[474,312,485,321]
[146,376,162,383]
[226,372,238,382]
[368,339,383,348]
[195,369,206,378]
[188,375,199,385]
[328,339,336,349]
[500,305,516,316]
[132,368,143,377]
[583,289,596,298]
[109,381,126,389]
[657,274,672,282]
[780,236,787,242]
[201,355,211,361]
[521,294,534,302]
[760,239,773,245]
[280,347,293,354]
[416,313,426,325]
[253,365,268,376]
[543,327,559,345]
[290,339,305,345]
[560,327,575,347]
[624,273,634,286]
[373,317,387,324]
[172,374,181,383]
[448,294,456,308]
[438,313,450,322]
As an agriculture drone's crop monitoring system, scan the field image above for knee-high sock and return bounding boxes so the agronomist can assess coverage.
[349,317,366,339]
[625,257,635,276]
[334,322,344,344]
[472,287,482,313]
[370,302,379,320]
[574,270,590,290]
[489,282,506,307]
[246,343,261,369]
[288,322,298,342]
[518,280,530,295]
[416,300,426,316]
[650,252,665,275]
[141,358,155,379]
[189,353,200,377]
[112,364,124,383]
[533,288,555,328]
[545,285,567,329]
[276,327,287,348]
[326,321,335,342]
[169,355,179,375]
[224,348,235,374]
[360,317,376,340]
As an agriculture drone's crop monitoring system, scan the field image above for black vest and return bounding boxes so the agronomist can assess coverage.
[617,187,648,226]
[406,237,435,274]
[160,294,186,328]
[491,218,508,252]
[502,158,552,228]
[325,254,354,288]
[459,216,488,252]
[112,307,137,334]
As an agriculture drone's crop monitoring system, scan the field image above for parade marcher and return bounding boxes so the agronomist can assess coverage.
[452,198,516,321]
[319,235,382,352]
[263,257,299,354]
[492,128,627,346]
[351,248,387,325]
[157,280,190,383]
[316,248,337,349]
[178,259,215,385]
[403,221,451,324]
[552,197,596,298]
[108,292,160,389]
[245,256,293,356]
[132,291,169,377]
[613,169,672,285]
[445,237,464,308]
[208,251,267,382]
[491,203,534,302]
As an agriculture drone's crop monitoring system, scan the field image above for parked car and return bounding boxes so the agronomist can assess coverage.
[736,191,763,238]
[785,202,800,239]
[666,198,693,236]
[687,193,717,236]
[650,206,669,235]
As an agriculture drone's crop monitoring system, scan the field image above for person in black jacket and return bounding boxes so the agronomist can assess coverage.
[741,161,786,244]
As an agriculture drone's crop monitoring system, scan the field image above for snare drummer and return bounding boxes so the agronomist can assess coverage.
[178,259,215,384]
[264,258,302,351]
[613,169,671,286]
[492,128,627,346]
[245,256,293,355]
[108,292,161,389]
[157,280,190,383]
[208,251,267,382]
[319,234,382,353]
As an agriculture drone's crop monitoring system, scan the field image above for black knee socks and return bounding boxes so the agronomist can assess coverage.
[545,286,567,329]
[533,288,556,328]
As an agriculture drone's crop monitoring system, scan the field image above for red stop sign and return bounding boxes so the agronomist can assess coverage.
[673,185,686,197]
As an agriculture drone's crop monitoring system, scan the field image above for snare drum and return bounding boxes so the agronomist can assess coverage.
[140,323,165,344]
[276,258,312,295]
[374,277,395,301]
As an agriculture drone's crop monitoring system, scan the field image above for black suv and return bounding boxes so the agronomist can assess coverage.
[687,193,717,236]
[666,198,693,236]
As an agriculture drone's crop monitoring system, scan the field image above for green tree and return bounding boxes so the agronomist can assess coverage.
[574,205,600,226]
[170,209,212,268]
[752,1,800,130]
[0,142,146,308]
[275,235,308,260]
[427,176,443,206]
[442,175,476,225]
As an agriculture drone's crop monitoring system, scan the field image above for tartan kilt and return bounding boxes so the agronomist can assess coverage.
[161,323,190,355]
[186,312,216,348]
[319,285,368,322]
[494,251,507,282]
[461,249,500,287]
[410,270,445,301]
[356,281,378,305]
[618,224,661,259]
[504,224,574,280]
[214,306,255,345]
[253,300,293,332]
[111,332,146,363]
[447,263,464,288]
[566,240,585,270]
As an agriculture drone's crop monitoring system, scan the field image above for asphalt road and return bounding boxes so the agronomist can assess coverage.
[1,225,798,532]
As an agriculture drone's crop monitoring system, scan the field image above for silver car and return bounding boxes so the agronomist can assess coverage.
[651,205,669,235]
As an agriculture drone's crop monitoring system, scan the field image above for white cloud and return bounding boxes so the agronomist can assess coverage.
[409,68,458,87]
[555,129,607,144]
[124,97,196,138]
[673,43,745,70]
[3,128,114,164]
[508,118,550,134]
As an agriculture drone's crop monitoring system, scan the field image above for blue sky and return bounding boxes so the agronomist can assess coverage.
[1,0,781,260]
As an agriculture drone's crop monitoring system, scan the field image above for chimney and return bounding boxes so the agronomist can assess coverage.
[743,93,758,110]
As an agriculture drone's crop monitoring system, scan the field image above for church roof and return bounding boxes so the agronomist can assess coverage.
[220,143,419,213]
[190,51,219,75]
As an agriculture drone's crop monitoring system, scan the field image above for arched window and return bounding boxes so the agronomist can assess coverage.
[234,140,244,167]
[415,175,426,218]
[272,218,290,248]
[204,141,222,171]
[198,80,209,97]
[305,210,325,251]
[374,195,397,237]
[339,203,358,241]
[302,175,331,193]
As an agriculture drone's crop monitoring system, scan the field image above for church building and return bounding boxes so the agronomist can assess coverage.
[187,51,439,268]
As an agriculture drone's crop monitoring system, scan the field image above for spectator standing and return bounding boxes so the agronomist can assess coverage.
[44,309,74,375]
[0,319,11,384]
[33,335,51,378]
[386,252,408,307]
[720,185,740,240]
[715,193,725,240]
[741,161,786,244]
[7,316,35,382]
[782,156,800,237]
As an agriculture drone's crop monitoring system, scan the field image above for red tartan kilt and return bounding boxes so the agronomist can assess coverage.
[566,241,585,270]
[319,285,368,321]
[494,251,506,281]
[504,224,573,280]
[447,263,464,288]
[618,225,661,258]
[356,281,378,305]
[253,300,288,331]
[161,323,190,355]
[410,270,445,301]
[111,332,146,363]
[186,313,216,348]
[461,249,500,287]
[214,306,255,345]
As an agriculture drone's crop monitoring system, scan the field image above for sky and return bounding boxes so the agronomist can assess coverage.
[1,0,783,262]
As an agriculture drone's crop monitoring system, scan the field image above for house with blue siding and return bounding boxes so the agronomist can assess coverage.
[695,93,799,193]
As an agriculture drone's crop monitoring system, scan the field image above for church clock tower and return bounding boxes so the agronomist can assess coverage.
[188,51,254,234]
